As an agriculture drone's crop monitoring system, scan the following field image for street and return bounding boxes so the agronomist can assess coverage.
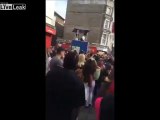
[78,107,96,120]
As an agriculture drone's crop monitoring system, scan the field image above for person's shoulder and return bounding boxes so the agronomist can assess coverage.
[50,56,56,63]
[51,56,57,60]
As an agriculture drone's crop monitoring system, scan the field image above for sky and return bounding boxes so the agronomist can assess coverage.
[54,0,68,19]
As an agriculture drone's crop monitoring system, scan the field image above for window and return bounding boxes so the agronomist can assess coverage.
[103,29,107,34]
[104,19,110,29]
[101,34,107,45]
[106,7,112,15]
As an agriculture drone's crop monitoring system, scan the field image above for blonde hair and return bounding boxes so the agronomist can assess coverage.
[78,54,85,67]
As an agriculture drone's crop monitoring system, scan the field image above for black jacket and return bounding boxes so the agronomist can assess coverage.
[100,94,114,120]
[46,68,85,120]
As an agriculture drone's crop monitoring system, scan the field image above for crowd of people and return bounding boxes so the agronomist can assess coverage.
[46,46,114,120]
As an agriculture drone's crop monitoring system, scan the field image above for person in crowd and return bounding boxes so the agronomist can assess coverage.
[46,51,85,120]
[49,47,65,71]
[97,60,105,70]
[50,46,56,58]
[100,94,114,120]
[99,68,114,120]
[86,50,94,61]
[83,58,97,107]
[93,58,102,97]
[96,62,112,96]
[95,67,114,120]
[46,48,52,74]
[46,47,52,61]
[75,54,86,81]
[77,54,86,68]
[46,53,50,74]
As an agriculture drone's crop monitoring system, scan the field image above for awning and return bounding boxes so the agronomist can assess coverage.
[46,25,56,35]
[72,27,90,34]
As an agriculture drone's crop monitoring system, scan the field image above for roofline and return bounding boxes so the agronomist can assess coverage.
[54,11,65,21]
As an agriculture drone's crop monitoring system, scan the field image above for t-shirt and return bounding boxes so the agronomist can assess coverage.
[49,56,63,71]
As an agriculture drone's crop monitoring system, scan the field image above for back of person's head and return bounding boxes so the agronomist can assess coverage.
[78,54,86,67]
[56,47,65,59]
[63,51,79,70]
[83,58,97,76]
[56,47,65,55]
[73,50,78,54]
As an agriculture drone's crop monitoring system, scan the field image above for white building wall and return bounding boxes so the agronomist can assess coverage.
[99,0,114,53]
[105,0,114,52]
[46,0,56,26]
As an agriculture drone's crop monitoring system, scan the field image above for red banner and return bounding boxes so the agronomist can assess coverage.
[46,35,52,49]
[46,26,56,35]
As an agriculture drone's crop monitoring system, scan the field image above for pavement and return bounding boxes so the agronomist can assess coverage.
[78,106,96,120]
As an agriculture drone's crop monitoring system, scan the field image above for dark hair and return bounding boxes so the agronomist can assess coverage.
[90,53,93,57]
[105,62,112,71]
[83,59,97,82]
[73,50,78,54]
[94,55,100,62]
[57,47,64,54]
[63,51,79,70]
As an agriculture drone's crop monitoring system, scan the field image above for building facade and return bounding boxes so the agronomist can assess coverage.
[46,0,56,48]
[64,0,107,44]
[54,11,65,39]
[100,0,114,53]
[46,0,56,26]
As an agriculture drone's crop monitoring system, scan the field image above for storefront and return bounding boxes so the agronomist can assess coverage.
[46,25,56,49]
